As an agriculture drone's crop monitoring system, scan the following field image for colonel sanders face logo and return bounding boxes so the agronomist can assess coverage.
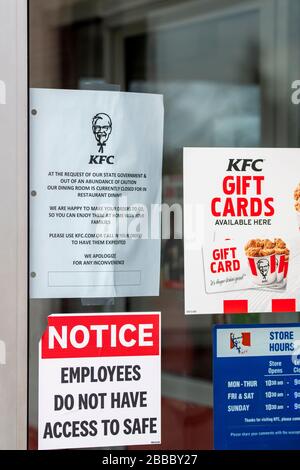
[257,258,270,280]
[92,113,112,153]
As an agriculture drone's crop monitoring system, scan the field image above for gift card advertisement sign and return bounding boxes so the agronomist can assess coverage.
[30,89,164,299]
[184,148,300,314]
[38,312,161,450]
[214,324,300,450]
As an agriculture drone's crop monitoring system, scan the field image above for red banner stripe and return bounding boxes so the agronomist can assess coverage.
[272,299,296,313]
[248,258,257,275]
[278,254,285,273]
[270,254,276,273]
[284,261,289,279]
[223,300,248,314]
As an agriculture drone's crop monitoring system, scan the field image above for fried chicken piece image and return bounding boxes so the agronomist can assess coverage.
[260,248,275,256]
[275,247,287,255]
[294,183,300,212]
[294,185,300,201]
[245,247,262,257]
[295,200,300,212]
[263,239,275,249]
[244,239,258,251]
[244,239,266,252]
[274,238,286,249]
[245,238,288,257]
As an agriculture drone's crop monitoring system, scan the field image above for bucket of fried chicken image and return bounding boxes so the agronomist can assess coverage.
[244,239,276,285]
[274,238,290,283]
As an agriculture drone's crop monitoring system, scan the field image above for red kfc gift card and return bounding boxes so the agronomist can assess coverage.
[184,148,300,314]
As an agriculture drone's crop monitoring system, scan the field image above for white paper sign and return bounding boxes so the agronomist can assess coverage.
[30,89,164,298]
[38,312,161,450]
[184,147,300,314]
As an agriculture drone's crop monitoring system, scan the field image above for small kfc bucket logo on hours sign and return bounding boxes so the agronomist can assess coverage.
[230,332,251,354]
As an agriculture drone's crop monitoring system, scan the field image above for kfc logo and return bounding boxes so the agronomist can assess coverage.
[89,113,115,164]
[92,113,112,153]
[230,332,251,354]
[226,159,264,172]
[257,258,270,280]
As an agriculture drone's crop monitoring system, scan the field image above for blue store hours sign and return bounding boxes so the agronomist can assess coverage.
[214,324,300,449]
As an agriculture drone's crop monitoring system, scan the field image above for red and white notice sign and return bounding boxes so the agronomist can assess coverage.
[38,312,161,450]
[184,148,300,315]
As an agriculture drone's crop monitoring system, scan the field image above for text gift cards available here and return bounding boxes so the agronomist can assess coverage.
[38,312,161,450]
[214,324,300,450]
[184,148,300,314]
[30,89,164,299]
